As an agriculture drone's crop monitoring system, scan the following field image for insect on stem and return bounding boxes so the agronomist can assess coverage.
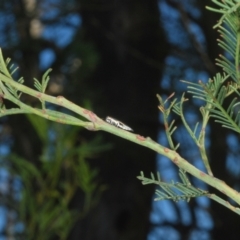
[105,116,133,132]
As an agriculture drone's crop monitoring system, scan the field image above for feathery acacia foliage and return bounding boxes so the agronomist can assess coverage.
[140,0,240,211]
[1,0,240,224]
[137,169,208,202]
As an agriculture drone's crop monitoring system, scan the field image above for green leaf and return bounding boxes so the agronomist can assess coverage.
[137,170,208,202]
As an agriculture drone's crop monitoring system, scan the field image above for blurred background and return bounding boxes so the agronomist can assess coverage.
[0,0,239,239]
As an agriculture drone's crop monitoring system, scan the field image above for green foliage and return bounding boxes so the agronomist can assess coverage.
[138,0,240,210]
[33,69,51,94]
[206,0,240,28]
[0,49,111,237]
[157,93,179,151]
[1,0,240,221]
[137,169,208,202]
[179,4,240,134]
[4,116,110,240]
[183,74,240,133]
[33,69,52,109]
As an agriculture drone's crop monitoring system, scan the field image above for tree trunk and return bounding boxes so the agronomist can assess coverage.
[69,0,169,239]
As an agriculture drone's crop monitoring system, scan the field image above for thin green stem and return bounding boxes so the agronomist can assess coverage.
[0,73,96,129]
[209,194,240,215]
[1,53,240,214]
[198,103,213,176]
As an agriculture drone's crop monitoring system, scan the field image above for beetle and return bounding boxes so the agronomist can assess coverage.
[105,116,133,132]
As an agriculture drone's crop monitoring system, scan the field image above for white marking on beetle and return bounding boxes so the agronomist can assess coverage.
[105,116,133,131]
